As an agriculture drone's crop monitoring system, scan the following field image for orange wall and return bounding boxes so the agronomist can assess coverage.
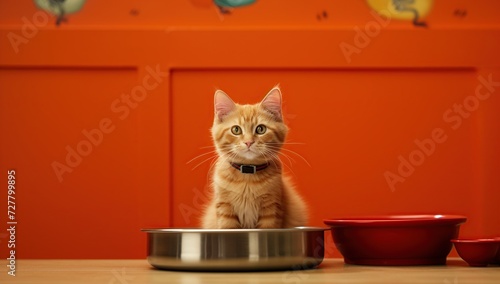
[1,0,500,259]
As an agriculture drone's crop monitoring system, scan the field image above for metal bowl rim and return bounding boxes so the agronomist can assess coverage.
[141,226,327,233]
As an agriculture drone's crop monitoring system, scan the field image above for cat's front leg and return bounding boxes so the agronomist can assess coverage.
[215,201,241,229]
[257,195,284,228]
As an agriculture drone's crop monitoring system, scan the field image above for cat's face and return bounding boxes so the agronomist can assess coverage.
[212,87,288,164]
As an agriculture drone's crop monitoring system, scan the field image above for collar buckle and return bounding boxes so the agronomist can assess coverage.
[230,162,269,174]
[240,165,257,174]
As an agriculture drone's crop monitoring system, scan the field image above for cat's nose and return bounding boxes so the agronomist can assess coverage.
[245,141,254,148]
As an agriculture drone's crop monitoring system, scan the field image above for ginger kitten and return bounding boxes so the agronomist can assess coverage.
[201,86,308,229]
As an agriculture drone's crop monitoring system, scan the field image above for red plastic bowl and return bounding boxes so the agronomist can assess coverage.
[494,238,500,265]
[323,215,467,266]
[451,239,500,267]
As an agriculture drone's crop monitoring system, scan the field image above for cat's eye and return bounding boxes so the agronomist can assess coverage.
[231,125,242,135]
[255,124,267,135]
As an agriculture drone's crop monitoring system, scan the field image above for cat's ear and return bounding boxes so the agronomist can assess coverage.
[214,90,236,121]
[260,86,283,121]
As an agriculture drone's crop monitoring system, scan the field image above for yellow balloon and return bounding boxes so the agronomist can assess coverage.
[366,0,434,20]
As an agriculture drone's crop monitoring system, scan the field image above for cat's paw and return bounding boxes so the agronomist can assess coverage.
[217,219,241,229]
[256,218,282,229]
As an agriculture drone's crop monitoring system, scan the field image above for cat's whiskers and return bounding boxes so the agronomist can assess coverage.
[260,147,290,168]
[267,145,311,167]
[256,148,279,169]
[271,148,296,166]
[264,150,296,177]
[203,151,235,184]
[191,155,218,171]
[217,151,239,168]
[268,151,285,170]
[267,145,297,166]
[199,145,218,149]
[280,159,296,177]
[267,142,306,146]
[187,145,232,166]
[186,150,219,165]
[209,153,223,171]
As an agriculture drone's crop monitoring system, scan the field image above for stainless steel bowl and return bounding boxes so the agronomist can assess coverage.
[142,227,326,271]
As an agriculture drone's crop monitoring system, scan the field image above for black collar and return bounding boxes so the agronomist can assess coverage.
[230,162,270,174]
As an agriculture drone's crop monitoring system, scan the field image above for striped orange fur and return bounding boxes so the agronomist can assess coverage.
[201,86,308,229]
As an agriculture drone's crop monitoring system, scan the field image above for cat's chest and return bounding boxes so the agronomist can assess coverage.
[233,184,261,228]
[225,183,262,228]
[214,169,282,228]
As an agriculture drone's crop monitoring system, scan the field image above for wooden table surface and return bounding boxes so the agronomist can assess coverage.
[1,258,499,284]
